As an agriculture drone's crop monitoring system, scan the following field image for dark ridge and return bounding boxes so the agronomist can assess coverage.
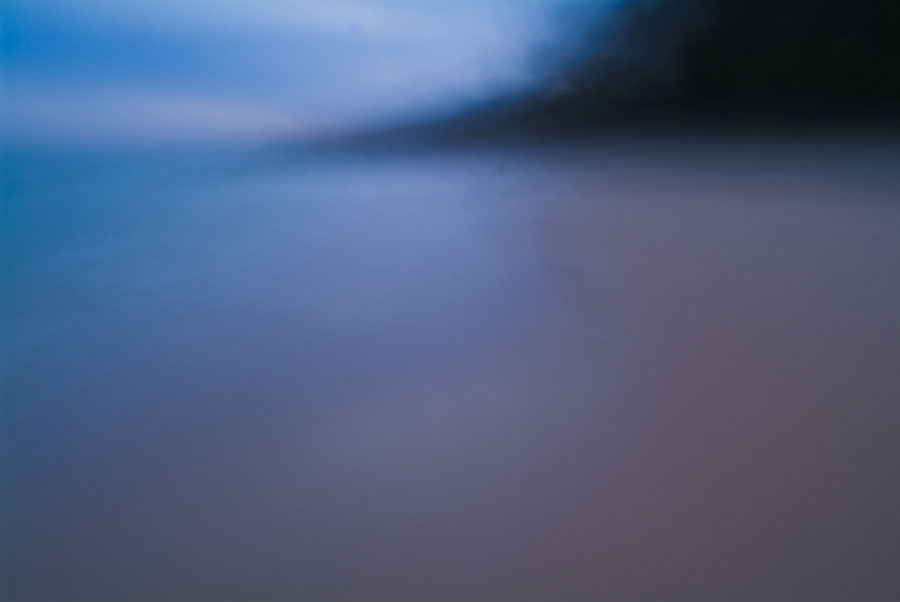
[520,0,900,128]
[312,0,900,149]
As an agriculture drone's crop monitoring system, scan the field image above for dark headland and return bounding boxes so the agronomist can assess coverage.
[311,0,900,149]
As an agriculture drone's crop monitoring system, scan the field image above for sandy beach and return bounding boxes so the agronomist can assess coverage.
[4,137,900,601]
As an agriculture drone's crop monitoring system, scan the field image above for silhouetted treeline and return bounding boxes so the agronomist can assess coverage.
[513,0,900,130]
[498,0,899,134]
[326,0,900,147]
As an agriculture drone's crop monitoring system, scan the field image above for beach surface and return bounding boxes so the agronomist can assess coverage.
[3,137,900,601]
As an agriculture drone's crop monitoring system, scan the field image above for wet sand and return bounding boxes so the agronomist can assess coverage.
[3,137,900,601]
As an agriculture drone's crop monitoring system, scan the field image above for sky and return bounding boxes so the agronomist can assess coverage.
[0,0,600,144]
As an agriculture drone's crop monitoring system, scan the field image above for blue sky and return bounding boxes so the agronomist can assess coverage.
[1,0,600,144]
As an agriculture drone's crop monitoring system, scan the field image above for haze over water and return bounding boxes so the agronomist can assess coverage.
[3,138,900,601]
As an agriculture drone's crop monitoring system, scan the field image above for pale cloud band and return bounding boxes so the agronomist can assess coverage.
[2,1,601,144]
[2,86,308,146]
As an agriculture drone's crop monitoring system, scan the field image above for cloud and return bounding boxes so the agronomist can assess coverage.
[17,0,545,37]
[2,85,312,145]
[2,1,593,144]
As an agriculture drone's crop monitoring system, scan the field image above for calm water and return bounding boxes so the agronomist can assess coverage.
[3,140,900,601]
